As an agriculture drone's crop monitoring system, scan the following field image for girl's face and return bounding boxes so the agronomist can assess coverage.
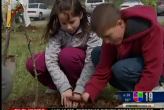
[58,11,83,34]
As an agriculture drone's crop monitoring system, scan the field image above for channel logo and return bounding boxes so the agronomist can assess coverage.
[133,91,143,102]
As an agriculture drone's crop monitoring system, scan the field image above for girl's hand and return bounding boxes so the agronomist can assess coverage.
[61,89,73,108]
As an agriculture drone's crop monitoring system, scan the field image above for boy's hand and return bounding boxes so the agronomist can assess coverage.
[70,92,90,108]
[72,92,81,108]
[61,89,73,108]
[82,92,90,102]
[77,92,90,108]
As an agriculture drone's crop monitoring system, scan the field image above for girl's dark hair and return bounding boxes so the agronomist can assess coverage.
[43,0,90,42]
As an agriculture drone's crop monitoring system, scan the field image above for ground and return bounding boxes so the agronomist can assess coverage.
[2,92,122,109]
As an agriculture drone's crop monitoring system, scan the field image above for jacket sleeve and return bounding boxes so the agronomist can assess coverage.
[74,33,102,94]
[135,26,163,91]
[84,43,117,101]
[45,36,72,94]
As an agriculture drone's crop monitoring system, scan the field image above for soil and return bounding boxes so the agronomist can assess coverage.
[2,93,122,109]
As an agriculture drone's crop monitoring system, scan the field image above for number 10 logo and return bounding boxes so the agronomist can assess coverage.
[145,92,153,102]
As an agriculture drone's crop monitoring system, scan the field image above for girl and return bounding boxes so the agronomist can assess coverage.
[26,0,102,108]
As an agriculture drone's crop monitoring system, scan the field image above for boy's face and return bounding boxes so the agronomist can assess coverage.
[101,19,126,45]
[58,11,83,34]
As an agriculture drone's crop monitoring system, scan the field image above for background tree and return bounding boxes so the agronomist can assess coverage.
[141,0,158,8]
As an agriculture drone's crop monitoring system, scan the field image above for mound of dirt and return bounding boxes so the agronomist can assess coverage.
[2,93,122,109]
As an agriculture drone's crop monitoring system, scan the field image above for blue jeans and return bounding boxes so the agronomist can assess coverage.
[91,46,144,91]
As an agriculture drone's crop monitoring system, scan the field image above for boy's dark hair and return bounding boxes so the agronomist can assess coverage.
[91,3,121,36]
[42,0,90,42]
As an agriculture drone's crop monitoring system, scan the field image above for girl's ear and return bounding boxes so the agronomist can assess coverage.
[80,12,83,20]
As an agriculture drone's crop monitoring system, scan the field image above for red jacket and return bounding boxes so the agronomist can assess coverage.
[85,5,164,101]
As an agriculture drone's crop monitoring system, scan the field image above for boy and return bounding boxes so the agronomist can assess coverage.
[78,4,164,103]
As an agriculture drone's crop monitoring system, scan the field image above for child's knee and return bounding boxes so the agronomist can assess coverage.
[112,62,126,80]
[112,59,135,81]
[26,52,47,75]
[112,58,143,82]
[59,48,85,67]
